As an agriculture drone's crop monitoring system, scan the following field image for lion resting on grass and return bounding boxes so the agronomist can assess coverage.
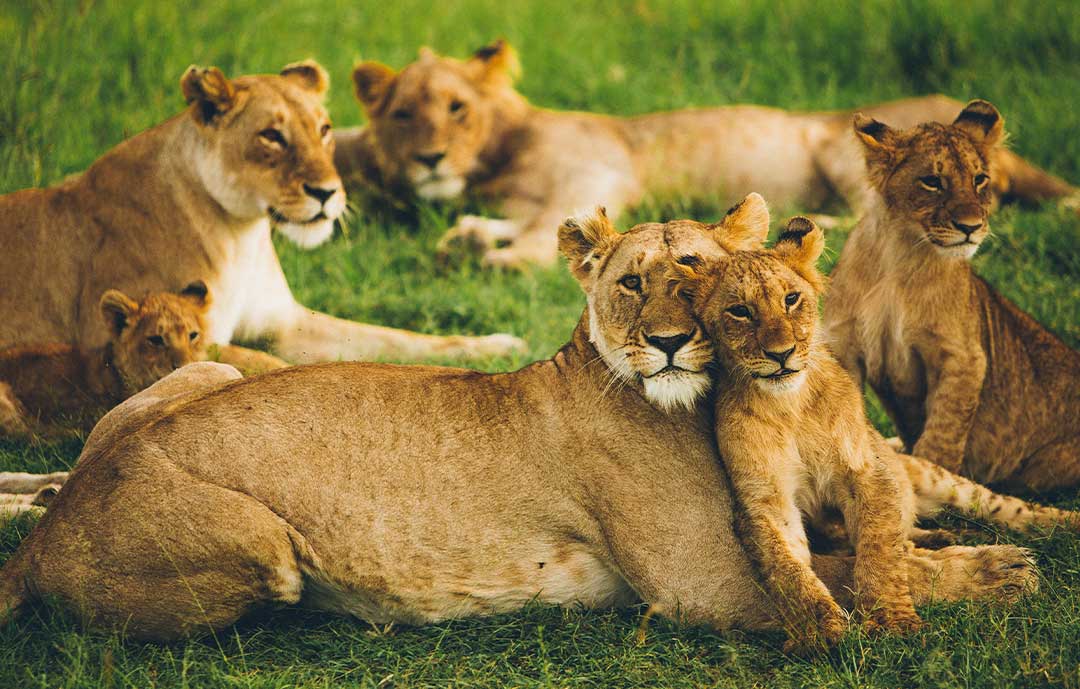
[824,100,1080,491]
[0,203,1038,642]
[0,60,523,364]
[334,40,1077,269]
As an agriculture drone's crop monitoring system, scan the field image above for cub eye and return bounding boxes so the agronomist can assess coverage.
[726,305,752,320]
[618,275,642,291]
[320,123,332,138]
[391,109,412,121]
[259,128,287,147]
[918,175,942,191]
[974,172,990,188]
[189,331,200,342]
[147,335,166,347]
[784,291,801,308]
[449,99,466,115]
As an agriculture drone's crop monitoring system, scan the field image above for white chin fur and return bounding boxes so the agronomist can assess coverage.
[643,371,711,411]
[754,370,806,394]
[939,243,980,260]
[415,176,466,201]
[276,219,336,249]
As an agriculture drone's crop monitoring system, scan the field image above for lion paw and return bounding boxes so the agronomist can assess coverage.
[783,600,848,655]
[972,545,1038,602]
[862,605,923,636]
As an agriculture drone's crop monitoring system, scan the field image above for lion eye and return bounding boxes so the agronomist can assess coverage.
[726,305,752,320]
[320,123,332,138]
[974,173,990,188]
[391,108,413,121]
[784,291,801,308]
[449,99,466,115]
[259,128,287,148]
[618,275,642,291]
[918,175,943,191]
[189,332,200,342]
[147,335,166,347]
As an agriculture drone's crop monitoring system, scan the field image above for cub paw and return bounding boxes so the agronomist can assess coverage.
[783,600,848,655]
[862,605,923,636]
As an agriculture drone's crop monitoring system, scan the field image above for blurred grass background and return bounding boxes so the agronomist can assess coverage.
[2,0,1080,686]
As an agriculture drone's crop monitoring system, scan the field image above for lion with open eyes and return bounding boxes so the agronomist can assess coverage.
[334,40,1077,269]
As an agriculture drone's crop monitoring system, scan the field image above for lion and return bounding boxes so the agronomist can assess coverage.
[0,198,1037,642]
[0,60,524,365]
[824,100,1080,491]
[675,210,1076,653]
[333,40,1078,269]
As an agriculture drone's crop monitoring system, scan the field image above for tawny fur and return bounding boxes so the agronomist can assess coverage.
[0,210,1038,641]
[0,61,523,364]
[334,41,1077,269]
[824,100,1080,491]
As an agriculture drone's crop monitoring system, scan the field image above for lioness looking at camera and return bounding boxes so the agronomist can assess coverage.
[824,100,1080,491]
[0,199,1037,642]
[334,40,1077,269]
[0,61,523,364]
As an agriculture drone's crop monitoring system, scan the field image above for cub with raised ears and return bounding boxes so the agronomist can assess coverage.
[0,282,214,438]
[676,216,921,652]
[824,100,1080,491]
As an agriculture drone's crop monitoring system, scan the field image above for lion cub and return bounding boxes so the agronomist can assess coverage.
[677,217,921,653]
[824,100,1080,491]
[0,283,212,437]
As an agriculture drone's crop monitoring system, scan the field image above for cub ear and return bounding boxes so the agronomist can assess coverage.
[774,216,826,291]
[952,99,1004,148]
[281,59,329,97]
[853,113,901,184]
[558,207,619,285]
[711,192,770,252]
[352,61,397,111]
[179,280,211,309]
[180,66,237,125]
[467,39,521,88]
[99,289,140,337]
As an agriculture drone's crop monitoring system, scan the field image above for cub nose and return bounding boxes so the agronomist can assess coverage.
[951,218,984,236]
[764,345,796,367]
[414,152,446,169]
[645,332,693,356]
[303,184,338,204]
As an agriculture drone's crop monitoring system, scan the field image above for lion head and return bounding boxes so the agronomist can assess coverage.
[351,40,526,201]
[676,215,826,395]
[557,193,773,411]
[99,282,211,394]
[854,99,1004,260]
[180,61,345,248]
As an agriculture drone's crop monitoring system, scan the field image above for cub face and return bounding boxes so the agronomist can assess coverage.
[99,282,212,394]
[679,216,826,395]
[855,100,1003,260]
[557,193,773,411]
[180,61,345,248]
[351,40,520,201]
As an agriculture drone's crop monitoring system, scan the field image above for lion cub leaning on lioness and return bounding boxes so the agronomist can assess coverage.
[675,216,923,652]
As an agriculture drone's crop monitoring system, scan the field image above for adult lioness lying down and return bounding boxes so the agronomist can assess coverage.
[0,198,1036,641]
[0,61,523,363]
[334,40,1077,269]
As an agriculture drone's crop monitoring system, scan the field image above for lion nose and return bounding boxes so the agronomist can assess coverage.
[951,218,983,236]
[646,332,692,357]
[414,152,446,169]
[764,345,796,367]
[303,184,338,204]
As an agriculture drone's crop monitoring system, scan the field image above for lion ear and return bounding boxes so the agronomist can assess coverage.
[281,60,329,97]
[774,216,826,291]
[711,193,770,252]
[181,66,237,125]
[853,113,902,185]
[352,61,397,111]
[100,289,140,337]
[467,39,521,88]
[179,280,211,309]
[953,99,1004,149]
[558,207,619,286]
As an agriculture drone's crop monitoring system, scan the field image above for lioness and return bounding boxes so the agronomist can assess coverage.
[0,283,212,438]
[824,100,1080,491]
[0,200,1036,642]
[0,61,524,363]
[334,40,1077,269]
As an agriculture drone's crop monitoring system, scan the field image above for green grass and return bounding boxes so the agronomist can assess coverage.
[3,0,1080,686]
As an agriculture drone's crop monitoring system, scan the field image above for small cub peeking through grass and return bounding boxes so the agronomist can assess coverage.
[674,212,922,653]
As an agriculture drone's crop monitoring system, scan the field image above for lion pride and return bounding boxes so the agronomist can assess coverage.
[0,61,524,363]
